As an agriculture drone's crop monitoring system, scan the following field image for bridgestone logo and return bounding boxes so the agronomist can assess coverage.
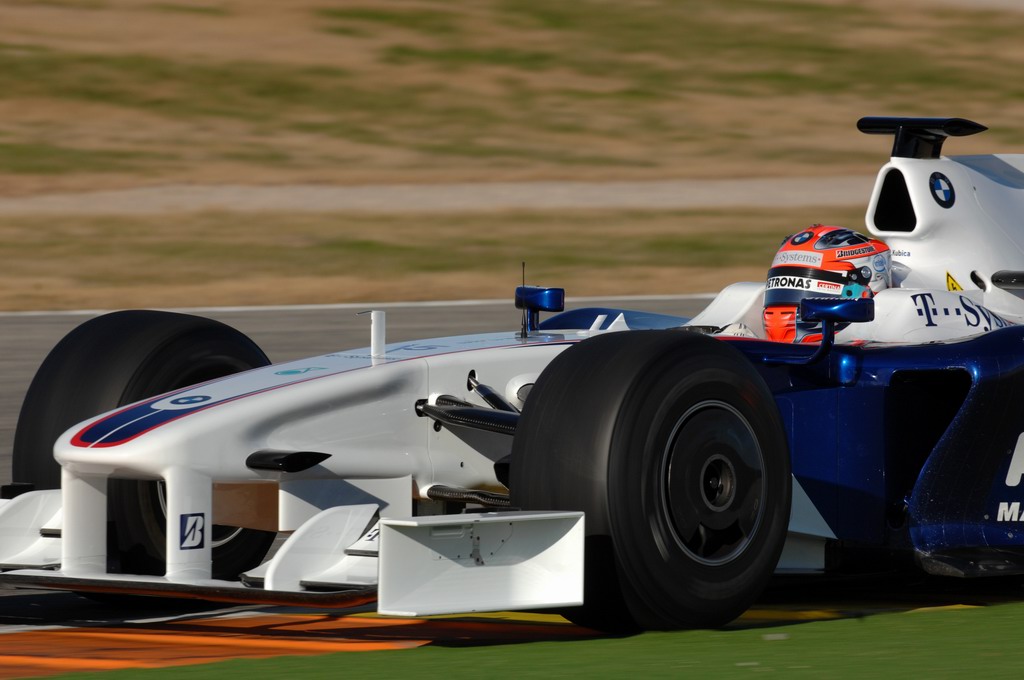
[180,512,206,550]
[836,246,873,258]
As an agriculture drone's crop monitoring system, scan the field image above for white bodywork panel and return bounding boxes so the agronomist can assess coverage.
[378,511,584,616]
[0,490,62,569]
[0,331,589,613]
[776,478,837,573]
[867,155,1024,315]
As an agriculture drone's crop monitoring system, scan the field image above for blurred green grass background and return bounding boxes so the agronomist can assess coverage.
[0,0,1021,309]
[3,1,1024,181]
[0,206,865,309]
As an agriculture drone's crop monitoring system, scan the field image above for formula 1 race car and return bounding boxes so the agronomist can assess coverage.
[3,117,1024,632]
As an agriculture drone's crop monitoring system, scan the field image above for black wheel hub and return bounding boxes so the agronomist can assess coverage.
[700,454,737,512]
[663,400,766,565]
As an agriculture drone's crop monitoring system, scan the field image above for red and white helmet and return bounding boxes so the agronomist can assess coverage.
[763,225,891,343]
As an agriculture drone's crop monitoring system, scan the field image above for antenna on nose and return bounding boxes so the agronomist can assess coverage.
[520,262,527,339]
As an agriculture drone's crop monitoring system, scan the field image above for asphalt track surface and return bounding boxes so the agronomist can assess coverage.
[6,297,1024,677]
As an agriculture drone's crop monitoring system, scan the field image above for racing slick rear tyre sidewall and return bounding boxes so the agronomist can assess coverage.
[510,330,791,631]
[12,310,276,579]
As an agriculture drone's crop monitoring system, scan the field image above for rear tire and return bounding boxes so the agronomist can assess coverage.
[511,330,790,630]
[12,310,276,579]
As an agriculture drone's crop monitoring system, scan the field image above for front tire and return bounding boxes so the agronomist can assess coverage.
[12,310,276,579]
[511,330,791,630]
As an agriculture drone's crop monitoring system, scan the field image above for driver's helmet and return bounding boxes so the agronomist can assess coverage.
[763,225,891,343]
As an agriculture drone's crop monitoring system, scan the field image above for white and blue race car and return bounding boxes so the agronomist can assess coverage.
[2,117,1024,632]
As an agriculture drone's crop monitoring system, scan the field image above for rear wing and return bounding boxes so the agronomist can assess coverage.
[858,116,987,159]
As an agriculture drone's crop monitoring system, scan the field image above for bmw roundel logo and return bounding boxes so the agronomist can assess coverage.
[170,395,212,406]
[930,172,955,208]
[790,231,813,245]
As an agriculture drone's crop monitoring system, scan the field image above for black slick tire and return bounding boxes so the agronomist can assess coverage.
[510,330,791,631]
[12,310,276,579]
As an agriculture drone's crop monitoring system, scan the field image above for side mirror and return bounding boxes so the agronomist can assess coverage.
[769,297,874,365]
[515,286,565,334]
[800,297,875,325]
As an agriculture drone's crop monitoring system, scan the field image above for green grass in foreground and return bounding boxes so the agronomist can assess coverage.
[45,602,1024,679]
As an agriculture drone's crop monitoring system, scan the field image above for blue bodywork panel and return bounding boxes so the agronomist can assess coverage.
[722,328,1024,573]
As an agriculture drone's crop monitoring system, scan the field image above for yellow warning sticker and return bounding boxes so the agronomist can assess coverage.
[946,272,963,291]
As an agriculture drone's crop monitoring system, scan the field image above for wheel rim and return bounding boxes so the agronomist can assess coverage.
[662,400,766,565]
